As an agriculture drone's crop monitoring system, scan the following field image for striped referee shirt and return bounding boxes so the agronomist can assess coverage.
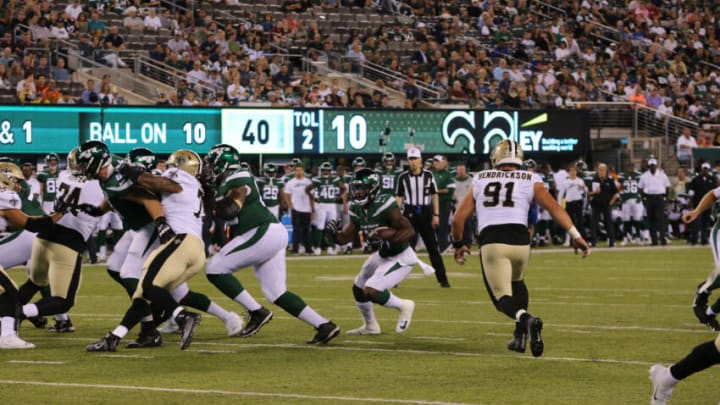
[396,169,437,207]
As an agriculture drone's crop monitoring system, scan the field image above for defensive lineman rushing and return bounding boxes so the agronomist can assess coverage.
[451,140,590,357]
[87,148,206,352]
[205,144,340,344]
[326,168,417,335]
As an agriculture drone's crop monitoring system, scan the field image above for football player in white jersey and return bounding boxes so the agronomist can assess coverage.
[451,140,590,357]
[15,141,108,332]
[88,149,207,352]
[0,162,65,348]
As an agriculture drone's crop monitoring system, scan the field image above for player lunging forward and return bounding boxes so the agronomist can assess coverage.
[326,168,418,335]
[452,140,590,357]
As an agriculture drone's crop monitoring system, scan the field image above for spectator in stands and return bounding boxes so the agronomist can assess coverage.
[273,64,292,87]
[156,92,171,105]
[88,11,105,37]
[123,7,144,31]
[149,42,167,63]
[75,12,89,34]
[186,61,207,85]
[81,79,98,105]
[98,82,114,105]
[102,26,127,67]
[16,72,36,104]
[8,62,24,89]
[0,63,10,90]
[144,8,162,32]
[32,55,50,78]
[677,128,698,166]
[0,47,13,68]
[51,19,70,39]
[40,79,61,104]
[345,41,365,73]
[65,0,83,22]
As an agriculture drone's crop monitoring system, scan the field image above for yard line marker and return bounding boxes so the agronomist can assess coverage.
[7,360,65,365]
[194,350,234,354]
[97,354,154,359]
[413,336,466,342]
[0,380,482,405]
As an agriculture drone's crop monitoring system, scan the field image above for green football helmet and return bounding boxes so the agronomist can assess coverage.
[290,157,303,168]
[351,157,366,171]
[263,163,277,177]
[350,168,380,205]
[66,146,82,175]
[77,141,111,179]
[319,161,332,177]
[238,161,251,172]
[45,153,60,164]
[127,147,156,171]
[383,152,395,167]
[575,159,588,172]
[205,144,240,180]
[523,159,537,170]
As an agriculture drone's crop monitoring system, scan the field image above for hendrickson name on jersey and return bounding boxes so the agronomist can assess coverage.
[477,171,534,181]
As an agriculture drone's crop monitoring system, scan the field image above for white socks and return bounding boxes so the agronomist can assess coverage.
[234,291,262,312]
[22,304,39,318]
[515,309,528,322]
[206,301,231,322]
[356,301,376,324]
[297,306,327,328]
[111,325,128,338]
[1,316,15,337]
[383,293,403,310]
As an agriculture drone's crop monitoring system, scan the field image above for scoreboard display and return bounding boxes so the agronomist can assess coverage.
[0,106,589,157]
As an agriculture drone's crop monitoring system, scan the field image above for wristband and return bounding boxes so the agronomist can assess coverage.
[452,240,465,249]
[568,226,581,240]
[433,214,439,217]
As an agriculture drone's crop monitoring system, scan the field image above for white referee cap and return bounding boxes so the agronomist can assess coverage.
[648,158,658,166]
[407,147,422,159]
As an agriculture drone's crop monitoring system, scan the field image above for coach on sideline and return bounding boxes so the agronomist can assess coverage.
[396,147,450,287]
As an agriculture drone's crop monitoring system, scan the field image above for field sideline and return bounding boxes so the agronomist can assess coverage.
[0,245,717,404]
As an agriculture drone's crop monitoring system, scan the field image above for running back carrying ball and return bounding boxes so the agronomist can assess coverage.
[369,226,396,241]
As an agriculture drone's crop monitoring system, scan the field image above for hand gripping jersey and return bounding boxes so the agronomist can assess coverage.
[55,171,105,241]
[161,168,204,240]
[349,193,408,258]
[217,170,278,237]
[257,176,285,208]
[18,179,45,216]
[472,169,542,235]
[375,168,402,196]
[0,189,22,231]
[36,169,59,202]
[618,171,642,202]
[312,175,342,203]
[101,171,152,231]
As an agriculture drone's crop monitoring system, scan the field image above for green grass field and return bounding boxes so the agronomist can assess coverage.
[0,245,717,404]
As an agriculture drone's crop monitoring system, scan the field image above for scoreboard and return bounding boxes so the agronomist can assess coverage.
[0,106,589,157]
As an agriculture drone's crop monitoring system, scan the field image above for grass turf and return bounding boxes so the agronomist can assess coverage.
[0,245,717,404]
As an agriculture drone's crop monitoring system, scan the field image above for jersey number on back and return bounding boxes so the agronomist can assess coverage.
[483,181,515,207]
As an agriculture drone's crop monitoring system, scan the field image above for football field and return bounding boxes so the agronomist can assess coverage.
[0,245,717,404]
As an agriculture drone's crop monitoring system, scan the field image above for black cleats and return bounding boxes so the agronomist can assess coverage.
[240,307,273,337]
[507,322,527,353]
[526,315,544,357]
[48,319,75,333]
[87,333,121,352]
[175,310,201,350]
[126,330,162,349]
[307,321,340,344]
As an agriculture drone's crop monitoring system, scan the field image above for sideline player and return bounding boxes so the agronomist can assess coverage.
[37,153,60,214]
[257,163,284,220]
[306,162,343,255]
[451,140,590,357]
[326,168,418,335]
[205,149,340,344]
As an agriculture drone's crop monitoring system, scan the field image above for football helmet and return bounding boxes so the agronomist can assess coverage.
[383,152,395,168]
[0,157,17,164]
[205,144,240,180]
[45,153,60,165]
[238,161,251,172]
[167,149,202,177]
[575,160,588,172]
[66,146,82,175]
[523,159,537,170]
[351,157,366,170]
[350,168,380,205]
[0,162,22,191]
[290,157,303,168]
[77,141,112,179]
[319,161,332,177]
[490,139,524,168]
[127,147,157,171]
[263,163,277,177]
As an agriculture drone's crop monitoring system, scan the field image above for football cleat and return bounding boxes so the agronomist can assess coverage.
[240,307,273,337]
[86,333,121,352]
[224,312,244,337]
[158,317,181,334]
[175,310,202,350]
[307,321,340,344]
[346,321,381,335]
[0,334,35,349]
[396,299,415,333]
[507,322,527,353]
[48,319,75,333]
[649,364,675,405]
[126,329,162,349]
[525,315,544,357]
[700,314,720,331]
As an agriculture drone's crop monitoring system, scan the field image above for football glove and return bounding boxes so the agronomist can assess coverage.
[77,203,105,217]
[53,198,72,214]
[117,161,146,183]
[154,216,176,244]
[323,219,340,245]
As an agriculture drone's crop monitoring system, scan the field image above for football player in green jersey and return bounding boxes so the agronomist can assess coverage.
[351,156,367,173]
[36,153,60,214]
[306,162,344,255]
[257,163,285,220]
[335,165,353,254]
[206,151,340,344]
[325,168,418,335]
[617,163,646,245]
[375,152,402,197]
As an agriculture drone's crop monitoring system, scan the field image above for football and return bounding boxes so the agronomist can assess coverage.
[370,226,397,241]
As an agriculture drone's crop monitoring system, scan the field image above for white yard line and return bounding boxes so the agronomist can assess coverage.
[7,360,65,365]
[96,354,154,359]
[0,380,482,405]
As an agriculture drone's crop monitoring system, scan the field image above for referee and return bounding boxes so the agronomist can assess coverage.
[396,147,450,287]
[639,157,670,246]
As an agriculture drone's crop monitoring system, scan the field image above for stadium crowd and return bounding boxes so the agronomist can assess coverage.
[0,0,715,120]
